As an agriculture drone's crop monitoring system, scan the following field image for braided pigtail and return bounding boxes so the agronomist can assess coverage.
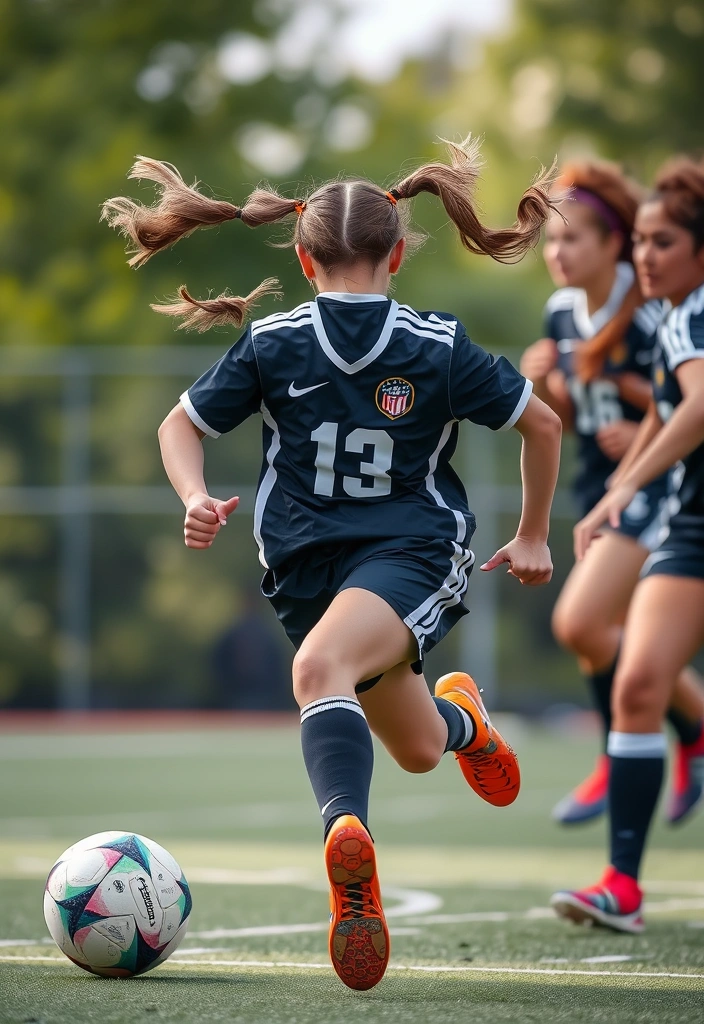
[389,135,563,264]
[150,278,282,333]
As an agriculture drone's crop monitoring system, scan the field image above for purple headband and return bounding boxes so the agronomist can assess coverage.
[571,187,626,234]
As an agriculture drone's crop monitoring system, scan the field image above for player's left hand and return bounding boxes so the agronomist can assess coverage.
[480,537,553,585]
[573,482,637,561]
[595,420,639,461]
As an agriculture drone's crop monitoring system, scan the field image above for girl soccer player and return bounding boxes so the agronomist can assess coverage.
[552,156,704,933]
[103,138,562,989]
[520,161,704,827]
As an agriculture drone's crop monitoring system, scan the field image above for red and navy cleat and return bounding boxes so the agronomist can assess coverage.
[552,753,609,825]
[325,814,389,991]
[551,866,644,934]
[665,725,704,825]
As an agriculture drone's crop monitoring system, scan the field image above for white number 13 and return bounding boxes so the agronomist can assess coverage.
[311,422,394,497]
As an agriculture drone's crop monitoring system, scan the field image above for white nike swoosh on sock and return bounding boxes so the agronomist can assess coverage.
[288,381,329,397]
[321,796,344,816]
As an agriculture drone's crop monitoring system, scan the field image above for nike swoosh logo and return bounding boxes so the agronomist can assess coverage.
[288,381,329,398]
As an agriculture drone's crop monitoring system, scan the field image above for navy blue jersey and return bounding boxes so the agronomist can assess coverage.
[544,263,661,513]
[181,293,532,570]
[652,283,704,519]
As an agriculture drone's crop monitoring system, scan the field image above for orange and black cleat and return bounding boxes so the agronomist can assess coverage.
[435,671,520,807]
[324,814,389,991]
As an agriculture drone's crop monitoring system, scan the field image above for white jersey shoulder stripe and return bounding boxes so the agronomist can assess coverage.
[394,318,455,346]
[396,305,456,335]
[251,302,312,333]
[660,286,704,368]
[252,316,314,338]
[545,288,579,313]
[632,301,663,336]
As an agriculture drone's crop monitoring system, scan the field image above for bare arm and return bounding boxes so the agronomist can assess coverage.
[611,371,652,413]
[574,360,704,560]
[519,339,574,429]
[607,400,664,487]
[158,404,239,549]
[480,394,562,585]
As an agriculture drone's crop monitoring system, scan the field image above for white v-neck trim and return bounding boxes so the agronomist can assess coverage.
[573,262,635,338]
[317,292,388,303]
[310,298,399,374]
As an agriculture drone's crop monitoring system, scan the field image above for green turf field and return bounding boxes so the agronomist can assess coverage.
[1,721,703,1023]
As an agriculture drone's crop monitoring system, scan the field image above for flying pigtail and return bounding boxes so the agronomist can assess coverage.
[151,278,282,333]
[389,135,564,264]
[100,156,246,267]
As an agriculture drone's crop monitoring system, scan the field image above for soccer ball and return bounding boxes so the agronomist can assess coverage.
[43,831,192,978]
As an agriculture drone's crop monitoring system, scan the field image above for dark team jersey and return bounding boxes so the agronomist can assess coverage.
[543,262,662,513]
[652,283,704,519]
[181,292,532,570]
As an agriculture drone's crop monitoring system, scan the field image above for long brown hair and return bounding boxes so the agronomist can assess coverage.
[652,156,704,249]
[101,137,561,332]
[555,161,645,382]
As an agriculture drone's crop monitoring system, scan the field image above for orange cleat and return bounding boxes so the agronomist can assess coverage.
[435,671,520,806]
[324,814,389,991]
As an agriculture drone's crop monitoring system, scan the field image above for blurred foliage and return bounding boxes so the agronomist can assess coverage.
[0,0,702,707]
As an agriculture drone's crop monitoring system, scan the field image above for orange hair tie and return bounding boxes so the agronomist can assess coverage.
[385,190,398,205]
[294,201,306,216]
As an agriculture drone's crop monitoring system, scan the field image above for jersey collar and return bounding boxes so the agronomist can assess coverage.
[317,292,389,303]
[573,262,634,339]
[310,297,399,374]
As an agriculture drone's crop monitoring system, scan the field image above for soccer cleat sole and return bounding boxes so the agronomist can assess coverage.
[325,816,389,991]
[550,891,645,934]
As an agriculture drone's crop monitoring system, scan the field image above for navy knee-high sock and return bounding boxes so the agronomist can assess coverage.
[587,660,617,750]
[433,696,475,752]
[666,707,703,746]
[300,696,374,838]
[607,731,666,880]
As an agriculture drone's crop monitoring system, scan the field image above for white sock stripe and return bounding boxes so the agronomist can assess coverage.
[607,731,667,758]
[300,698,366,723]
[299,695,361,714]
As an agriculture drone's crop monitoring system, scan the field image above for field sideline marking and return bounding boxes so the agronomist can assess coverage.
[2,954,703,981]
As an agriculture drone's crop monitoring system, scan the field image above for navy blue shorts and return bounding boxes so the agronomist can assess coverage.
[578,478,668,552]
[641,514,704,580]
[261,537,474,682]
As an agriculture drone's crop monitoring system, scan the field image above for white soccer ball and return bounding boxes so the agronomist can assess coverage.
[43,831,191,977]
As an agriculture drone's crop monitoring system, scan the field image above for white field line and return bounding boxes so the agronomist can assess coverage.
[189,886,441,939]
[1,954,704,981]
[5,894,704,949]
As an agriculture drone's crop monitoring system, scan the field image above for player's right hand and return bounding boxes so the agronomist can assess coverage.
[519,338,559,381]
[184,493,239,549]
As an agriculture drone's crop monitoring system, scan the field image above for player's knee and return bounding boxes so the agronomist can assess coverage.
[394,745,443,774]
[551,605,598,655]
[291,648,337,706]
[613,665,661,720]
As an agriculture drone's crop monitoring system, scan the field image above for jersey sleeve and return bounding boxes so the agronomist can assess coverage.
[180,327,261,437]
[449,328,533,430]
[659,300,704,372]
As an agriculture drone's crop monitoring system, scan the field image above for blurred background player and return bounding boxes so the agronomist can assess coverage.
[520,161,704,827]
[553,155,704,933]
[103,138,562,988]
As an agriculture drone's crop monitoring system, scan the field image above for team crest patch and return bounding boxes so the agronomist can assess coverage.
[376,377,414,419]
[608,342,628,367]
[655,365,665,387]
